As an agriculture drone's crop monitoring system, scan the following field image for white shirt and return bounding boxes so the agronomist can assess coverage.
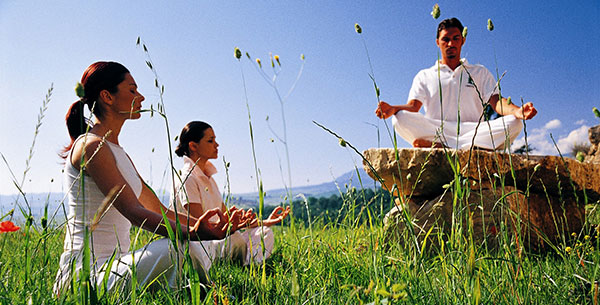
[175,156,222,217]
[407,59,499,122]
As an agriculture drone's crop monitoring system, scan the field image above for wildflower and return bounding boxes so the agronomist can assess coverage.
[584,235,590,240]
[234,47,242,60]
[339,138,347,147]
[274,55,281,66]
[354,23,362,34]
[0,221,20,233]
[489,225,498,236]
[75,82,85,98]
[507,96,513,105]
[572,232,577,238]
[431,4,440,19]
[565,246,572,254]
[593,107,600,118]
[301,54,305,60]
[487,19,494,31]
[256,58,262,68]
[462,26,468,38]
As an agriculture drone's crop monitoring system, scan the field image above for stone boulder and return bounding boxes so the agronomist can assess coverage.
[585,125,600,163]
[364,147,598,250]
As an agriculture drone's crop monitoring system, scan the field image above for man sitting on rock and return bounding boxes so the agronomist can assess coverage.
[375,17,537,150]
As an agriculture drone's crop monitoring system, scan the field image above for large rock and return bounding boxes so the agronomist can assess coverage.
[364,148,600,202]
[364,147,597,250]
[585,125,600,163]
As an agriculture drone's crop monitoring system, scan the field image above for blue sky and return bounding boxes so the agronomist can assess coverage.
[1,1,598,197]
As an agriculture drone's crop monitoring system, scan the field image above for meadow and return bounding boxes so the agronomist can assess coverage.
[1,8,600,304]
[0,198,598,304]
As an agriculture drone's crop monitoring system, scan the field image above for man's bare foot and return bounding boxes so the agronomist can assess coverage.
[412,138,444,148]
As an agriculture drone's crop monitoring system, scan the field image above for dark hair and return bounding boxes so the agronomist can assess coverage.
[175,121,213,157]
[437,18,464,38]
[62,61,130,157]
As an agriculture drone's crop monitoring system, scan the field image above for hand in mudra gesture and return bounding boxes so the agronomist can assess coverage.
[190,207,249,240]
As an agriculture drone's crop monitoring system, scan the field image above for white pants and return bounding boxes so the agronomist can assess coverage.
[189,226,275,273]
[54,238,208,296]
[392,111,523,150]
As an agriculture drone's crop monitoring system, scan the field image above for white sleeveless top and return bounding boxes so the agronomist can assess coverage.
[60,134,142,265]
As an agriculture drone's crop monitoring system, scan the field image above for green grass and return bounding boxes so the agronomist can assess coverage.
[0,206,598,304]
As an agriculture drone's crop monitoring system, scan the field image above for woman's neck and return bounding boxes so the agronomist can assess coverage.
[90,116,124,145]
[190,155,209,174]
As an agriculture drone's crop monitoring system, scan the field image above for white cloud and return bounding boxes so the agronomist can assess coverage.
[544,119,562,129]
[557,125,590,154]
[575,119,586,126]
[513,123,590,156]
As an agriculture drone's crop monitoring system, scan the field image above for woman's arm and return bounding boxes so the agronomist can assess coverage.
[78,137,233,240]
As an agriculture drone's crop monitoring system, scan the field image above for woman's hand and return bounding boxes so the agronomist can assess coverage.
[262,206,291,227]
[190,208,228,240]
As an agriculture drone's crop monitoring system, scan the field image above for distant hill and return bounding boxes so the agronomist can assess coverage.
[0,168,379,219]
[231,168,378,207]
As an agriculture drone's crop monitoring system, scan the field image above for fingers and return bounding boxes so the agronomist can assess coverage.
[193,208,228,240]
[375,101,388,119]
[203,207,227,224]
[521,102,537,120]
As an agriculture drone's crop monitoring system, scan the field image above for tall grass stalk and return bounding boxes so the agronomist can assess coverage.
[246,51,305,231]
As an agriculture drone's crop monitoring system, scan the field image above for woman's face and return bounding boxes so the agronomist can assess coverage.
[191,128,219,160]
[111,73,145,120]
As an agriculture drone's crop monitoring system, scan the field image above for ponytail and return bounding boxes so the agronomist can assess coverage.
[61,99,92,157]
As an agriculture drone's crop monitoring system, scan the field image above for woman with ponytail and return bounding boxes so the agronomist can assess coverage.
[55,62,249,295]
[173,121,290,272]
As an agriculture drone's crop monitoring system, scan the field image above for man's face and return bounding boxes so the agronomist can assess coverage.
[436,27,465,60]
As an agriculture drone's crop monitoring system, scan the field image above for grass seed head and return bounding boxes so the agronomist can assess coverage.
[462,26,468,38]
[576,151,585,162]
[256,58,262,68]
[487,19,494,31]
[593,107,600,118]
[234,47,242,60]
[431,4,440,19]
[339,138,347,147]
[355,23,362,34]
[75,82,85,98]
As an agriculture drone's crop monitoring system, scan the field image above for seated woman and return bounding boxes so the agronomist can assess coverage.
[54,62,249,296]
[173,121,289,272]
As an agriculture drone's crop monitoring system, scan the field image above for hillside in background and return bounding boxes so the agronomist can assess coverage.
[231,167,376,207]
[0,168,378,220]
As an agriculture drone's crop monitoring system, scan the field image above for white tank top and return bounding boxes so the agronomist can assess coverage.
[61,134,142,262]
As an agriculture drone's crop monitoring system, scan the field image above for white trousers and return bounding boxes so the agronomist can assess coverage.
[189,226,275,273]
[54,238,204,296]
[392,111,523,150]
